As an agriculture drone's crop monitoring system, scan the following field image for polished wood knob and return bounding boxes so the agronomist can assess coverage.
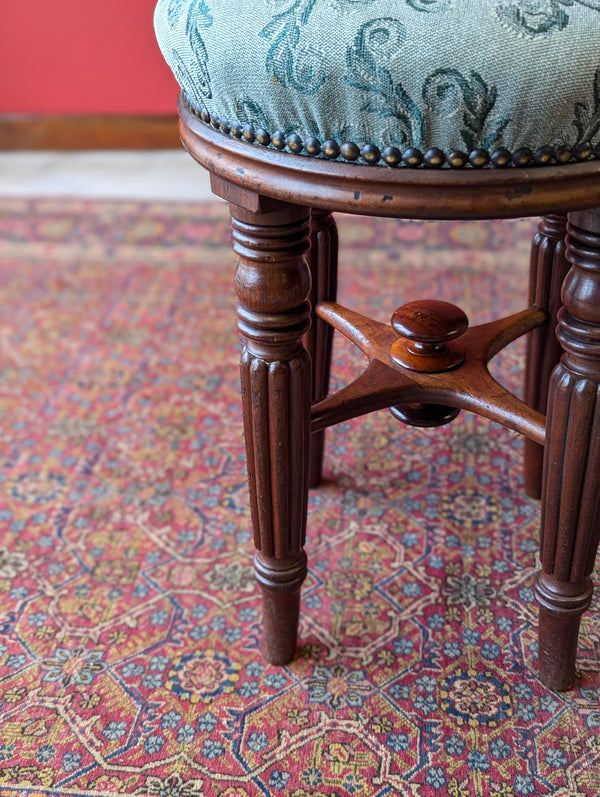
[390,300,468,372]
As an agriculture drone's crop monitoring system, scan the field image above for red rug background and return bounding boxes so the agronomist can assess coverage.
[0,198,598,796]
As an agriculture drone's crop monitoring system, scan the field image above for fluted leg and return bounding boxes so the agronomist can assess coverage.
[304,210,338,487]
[524,215,569,499]
[232,202,311,665]
[536,208,600,691]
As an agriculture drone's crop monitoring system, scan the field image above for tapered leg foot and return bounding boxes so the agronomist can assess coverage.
[255,551,307,664]
[536,573,593,691]
[524,215,569,499]
[305,210,338,488]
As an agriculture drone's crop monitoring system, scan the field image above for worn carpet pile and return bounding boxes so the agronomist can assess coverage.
[0,198,598,797]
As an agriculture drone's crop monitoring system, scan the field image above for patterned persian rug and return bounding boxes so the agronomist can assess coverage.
[0,198,599,797]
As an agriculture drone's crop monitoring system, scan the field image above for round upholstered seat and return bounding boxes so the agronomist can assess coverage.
[155,0,600,169]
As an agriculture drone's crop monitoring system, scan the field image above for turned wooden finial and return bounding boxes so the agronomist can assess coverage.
[390,300,468,372]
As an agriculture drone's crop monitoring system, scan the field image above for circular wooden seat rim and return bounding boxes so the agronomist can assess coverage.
[180,99,600,221]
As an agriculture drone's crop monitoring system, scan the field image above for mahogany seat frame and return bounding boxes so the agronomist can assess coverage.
[180,98,600,691]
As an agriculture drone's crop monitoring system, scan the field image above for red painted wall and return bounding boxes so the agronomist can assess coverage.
[1,0,178,114]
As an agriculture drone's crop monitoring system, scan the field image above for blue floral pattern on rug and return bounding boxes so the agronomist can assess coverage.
[0,198,599,795]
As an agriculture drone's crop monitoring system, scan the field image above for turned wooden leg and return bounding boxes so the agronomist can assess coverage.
[536,208,600,691]
[524,215,569,499]
[232,201,311,665]
[304,210,338,488]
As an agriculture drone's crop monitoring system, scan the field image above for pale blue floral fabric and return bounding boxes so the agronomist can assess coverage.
[154,0,600,165]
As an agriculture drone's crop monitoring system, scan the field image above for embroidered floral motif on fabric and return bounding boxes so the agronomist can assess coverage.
[495,0,600,37]
[155,0,600,158]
